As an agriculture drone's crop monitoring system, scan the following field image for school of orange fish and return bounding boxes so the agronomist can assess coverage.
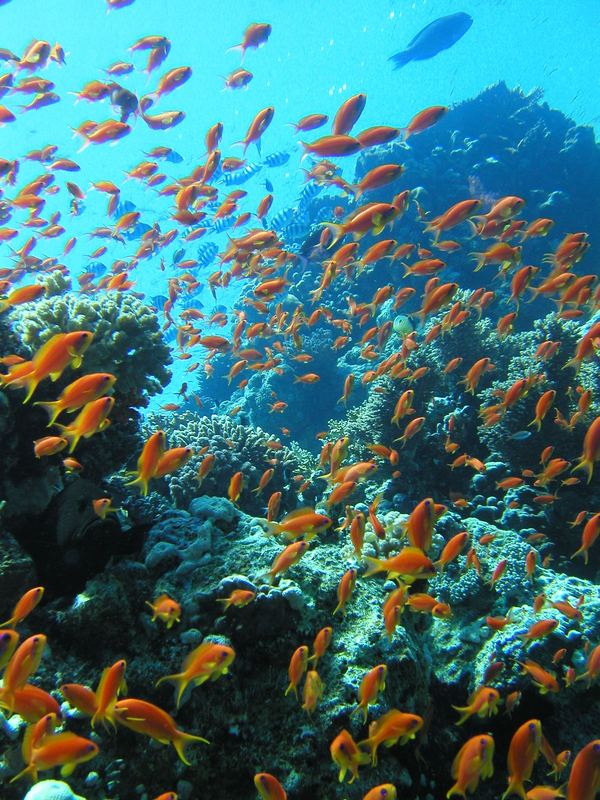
[0,7,599,800]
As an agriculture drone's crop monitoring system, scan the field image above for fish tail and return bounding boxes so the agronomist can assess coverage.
[10,763,36,783]
[388,50,411,70]
[21,374,41,403]
[32,400,62,425]
[572,457,594,484]
[363,556,385,578]
[527,417,542,432]
[123,473,150,496]
[446,784,467,799]
[451,705,470,725]
[156,672,187,707]
[52,425,80,454]
[571,545,589,564]
[173,730,210,766]
[501,780,527,800]
[562,356,581,372]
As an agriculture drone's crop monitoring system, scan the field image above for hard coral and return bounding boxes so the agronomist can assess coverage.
[145,411,305,514]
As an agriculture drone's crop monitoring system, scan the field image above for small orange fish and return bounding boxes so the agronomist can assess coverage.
[146,595,182,629]
[254,772,287,800]
[452,686,501,725]
[359,709,423,766]
[0,587,44,629]
[351,664,387,723]
[284,645,309,698]
[216,589,256,610]
[330,729,370,783]
[156,641,235,708]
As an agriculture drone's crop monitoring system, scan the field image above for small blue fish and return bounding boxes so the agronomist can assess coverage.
[149,294,168,310]
[509,430,532,441]
[262,151,290,168]
[222,163,262,185]
[263,178,274,192]
[271,207,296,231]
[196,242,218,268]
[165,149,183,163]
[88,261,107,278]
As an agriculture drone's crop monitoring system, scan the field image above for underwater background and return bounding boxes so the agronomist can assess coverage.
[0,1,599,799]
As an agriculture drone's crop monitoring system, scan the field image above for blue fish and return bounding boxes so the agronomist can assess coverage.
[222,163,262,185]
[149,294,168,310]
[389,12,472,69]
[165,149,183,163]
[196,242,218,268]
[262,151,290,168]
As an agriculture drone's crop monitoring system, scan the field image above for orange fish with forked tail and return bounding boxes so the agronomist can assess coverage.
[364,547,436,583]
[113,698,208,764]
[156,641,235,708]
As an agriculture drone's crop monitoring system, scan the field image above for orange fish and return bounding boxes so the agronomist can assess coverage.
[333,568,358,616]
[1,331,93,402]
[0,634,46,713]
[453,686,501,725]
[124,430,167,496]
[359,709,423,766]
[215,589,255,612]
[502,719,543,800]
[572,513,600,564]
[254,772,287,800]
[285,645,309,698]
[92,659,127,730]
[363,786,397,800]
[364,547,435,583]
[301,669,324,715]
[447,734,495,798]
[332,93,367,136]
[11,730,99,783]
[146,595,182,629]
[308,626,333,667]
[520,660,559,695]
[403,105,447,139]
[351,664,387,723]
[54,396,115,453]
[0,684,61,723]
[114,698,208,765]
[330,729,370,783]
[268,540,309,582]
[262,508,330,541]
[0,587,44,629]
[566,739,600,800]
[230,23,271,62]
[92,497,119,519]
[156,641,235,708]
[228,470,244,503]
[154,447,194,479]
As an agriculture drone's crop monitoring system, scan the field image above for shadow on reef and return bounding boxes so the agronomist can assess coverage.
[8,479,148,598]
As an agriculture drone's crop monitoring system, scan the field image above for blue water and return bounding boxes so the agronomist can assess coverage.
[1,0,598,407]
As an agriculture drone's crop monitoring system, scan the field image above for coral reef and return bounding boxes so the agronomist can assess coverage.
[8,289,172,408]
[143,411,312,514]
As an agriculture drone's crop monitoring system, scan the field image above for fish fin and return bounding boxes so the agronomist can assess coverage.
[388,49,411,70]
[363,556,384,578]
[10,763,36,783]
[173,730,210,765]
